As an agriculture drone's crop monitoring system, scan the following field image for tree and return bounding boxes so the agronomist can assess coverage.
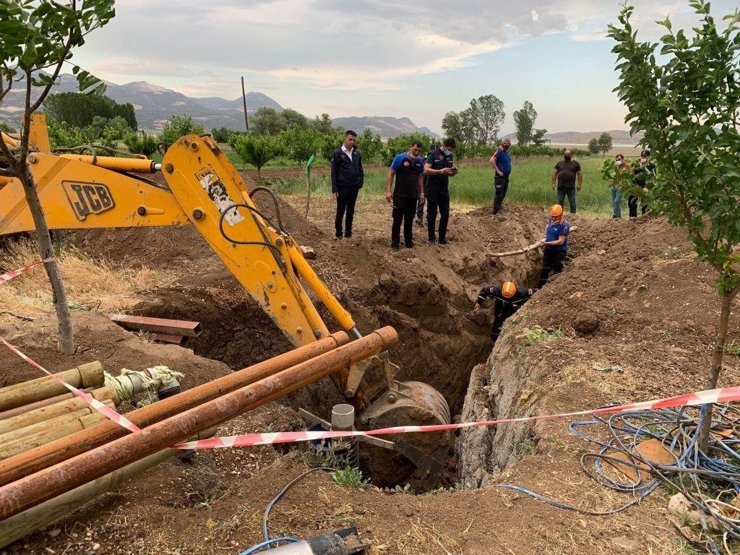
[588,137,600,154]
[597,132,613,154]
[159,115,205,146]
[231,134,283,177]
[441,111,463,141]
[281,127,320,163]
[609,1,739,448]
[281,108,308,130]
[45,92,136,129]
[513,101,537,145]
[357,128,382,162]
[311,113,335,134]
[0,0,115,354]
[252,107,284,135]
[211,127,231,143]
[531,128,549,147]
[124,130,158,156]
[467,94,505,144]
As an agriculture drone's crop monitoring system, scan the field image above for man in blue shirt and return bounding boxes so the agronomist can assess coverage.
[386,141,425,250]
[538,204,570,287]
[424,138,458,245]
[489,138,512,215]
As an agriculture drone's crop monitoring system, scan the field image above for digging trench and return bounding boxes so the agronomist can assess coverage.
[131,245,546,489]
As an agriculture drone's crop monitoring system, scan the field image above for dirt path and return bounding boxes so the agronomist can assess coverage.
[0,182,737,554]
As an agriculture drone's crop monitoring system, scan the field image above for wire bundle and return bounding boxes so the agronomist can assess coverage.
[570,404,739,554]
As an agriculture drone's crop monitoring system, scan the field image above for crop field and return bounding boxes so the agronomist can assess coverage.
[261,156,628,216]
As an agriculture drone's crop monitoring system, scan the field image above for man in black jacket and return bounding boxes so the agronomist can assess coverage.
[331,130,364,238]
[424,138,458,245]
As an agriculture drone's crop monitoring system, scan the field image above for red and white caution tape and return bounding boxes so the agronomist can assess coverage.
[172,386,740,450]
[0,257,54,285]
[0,337,141,434]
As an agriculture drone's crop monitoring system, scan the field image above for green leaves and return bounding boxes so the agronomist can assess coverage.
[608,0,739,294]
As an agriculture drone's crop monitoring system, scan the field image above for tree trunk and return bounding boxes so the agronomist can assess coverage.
[698,286,735,451]
[19,167,75,355]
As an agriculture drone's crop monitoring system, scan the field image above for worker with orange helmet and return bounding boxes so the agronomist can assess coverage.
[474,280,535,343]
[538,204,571,287]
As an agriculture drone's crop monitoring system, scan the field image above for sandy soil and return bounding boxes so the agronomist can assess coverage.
[0,174,737,555]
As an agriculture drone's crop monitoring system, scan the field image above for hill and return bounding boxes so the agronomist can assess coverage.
[331,116,438,138]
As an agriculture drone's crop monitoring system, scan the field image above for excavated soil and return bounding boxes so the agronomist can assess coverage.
[0,175,738,554]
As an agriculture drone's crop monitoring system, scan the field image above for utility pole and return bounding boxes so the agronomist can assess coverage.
[240,76,250,132]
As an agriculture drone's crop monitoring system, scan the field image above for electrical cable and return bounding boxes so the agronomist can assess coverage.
[494,404,738,554]
[262,467,334,546]
[238,537,299,555]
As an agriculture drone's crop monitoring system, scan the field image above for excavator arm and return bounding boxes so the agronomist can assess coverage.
[0,116,451,481]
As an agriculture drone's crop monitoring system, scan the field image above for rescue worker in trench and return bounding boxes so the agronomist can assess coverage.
[538,204,570,288]
[473,280,535,343]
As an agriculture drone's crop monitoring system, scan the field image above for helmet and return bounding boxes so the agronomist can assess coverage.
[502,281,516,298]
[550,204,564,217]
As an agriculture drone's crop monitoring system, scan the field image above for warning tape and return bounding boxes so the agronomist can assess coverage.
[0,256,141,433]
[0,257,55,285]
[0,337,142,434]
[172,386,740,450]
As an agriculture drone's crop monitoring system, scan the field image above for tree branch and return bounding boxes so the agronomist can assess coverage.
[29,35,74,114]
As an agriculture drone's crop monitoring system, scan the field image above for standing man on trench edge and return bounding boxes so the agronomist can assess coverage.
[551,149,582,214]
[425,138,458,245]
[386,141,425,250]
[489,138,512,215]
[538,204,570,287]
[474,280,535,343]
[331,130,364,239]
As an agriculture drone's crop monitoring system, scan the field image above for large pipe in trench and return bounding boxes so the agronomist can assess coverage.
[0,327,397,520]
[0,332,349,486]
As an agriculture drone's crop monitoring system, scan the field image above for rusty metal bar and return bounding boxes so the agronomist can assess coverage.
[152,333,186,345]
[0,326,397,519]
[109,314,203,337]
[0,332,349,486]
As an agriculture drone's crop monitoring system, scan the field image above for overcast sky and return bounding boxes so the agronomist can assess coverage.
[72,0,736,134]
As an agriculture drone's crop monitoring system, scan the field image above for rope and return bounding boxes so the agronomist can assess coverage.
[104,366,184,406]
[487,226,578,258]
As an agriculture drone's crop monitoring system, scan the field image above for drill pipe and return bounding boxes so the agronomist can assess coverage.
[0,327,397,519]
[0,332,348,487]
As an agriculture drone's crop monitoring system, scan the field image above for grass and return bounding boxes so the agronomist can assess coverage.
[261,155,622,216]
[724,340,740,356]
[0,239,171,321]
[331,466,370,491]
[521,326,566,347]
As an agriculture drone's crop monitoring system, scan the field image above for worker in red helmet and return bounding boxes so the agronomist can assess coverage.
[474,280,535,343]
[538,204,570,287]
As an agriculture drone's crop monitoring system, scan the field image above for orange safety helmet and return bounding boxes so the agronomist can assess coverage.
[550,204,564,217]
[502,281,517,298]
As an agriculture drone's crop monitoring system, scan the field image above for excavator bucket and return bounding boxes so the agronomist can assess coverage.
[360,381,452,488]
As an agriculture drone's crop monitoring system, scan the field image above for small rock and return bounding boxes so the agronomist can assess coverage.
[668,493,720,529]
[47,529,62,538]
[300,245,316,260]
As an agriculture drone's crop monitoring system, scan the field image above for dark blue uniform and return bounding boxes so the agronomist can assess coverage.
[390,153,424,248]
[425,148,454,243]
[476,285,533,342]
[492,146,512,214]
[331,146,364,238]
[538,218,570,287]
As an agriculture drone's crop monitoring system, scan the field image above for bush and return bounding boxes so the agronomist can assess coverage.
[159,115,205,146]
[231,134,283,176]
[124,131,159,156]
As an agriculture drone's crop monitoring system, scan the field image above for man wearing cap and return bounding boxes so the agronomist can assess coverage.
[474,280,535,343]
[386,141,425,250]
[629,149,656,218]
[538,204,570,287]
[551,149,583,214]
[490,138,513,215]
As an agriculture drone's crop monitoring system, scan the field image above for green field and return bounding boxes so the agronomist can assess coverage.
[261,156,625,216]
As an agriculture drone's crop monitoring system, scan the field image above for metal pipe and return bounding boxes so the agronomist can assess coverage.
[0,326,397,519]
[0,332,349,486]
[0,428,217,548]
[58,154,159,174]
[109,314,203,337]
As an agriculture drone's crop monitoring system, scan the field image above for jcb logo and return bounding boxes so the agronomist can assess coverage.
[62,182,115,221]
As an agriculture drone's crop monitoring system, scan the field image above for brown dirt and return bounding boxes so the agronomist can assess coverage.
[1,175,738,555]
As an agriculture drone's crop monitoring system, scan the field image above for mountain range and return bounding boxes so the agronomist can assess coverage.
[0,75,435,138]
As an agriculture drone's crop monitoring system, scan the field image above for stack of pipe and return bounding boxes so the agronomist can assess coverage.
[0,326,398,549]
